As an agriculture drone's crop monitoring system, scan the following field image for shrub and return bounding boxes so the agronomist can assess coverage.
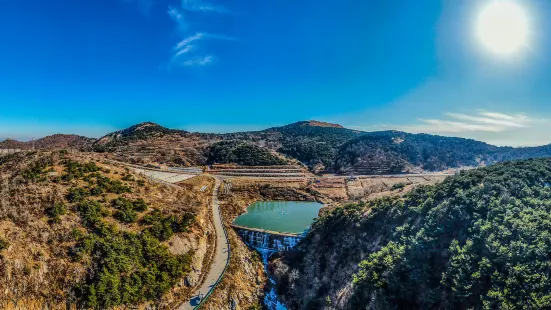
[77,200,105,226]
[132,198,148,212]
[62,160,101,180]
[47,202,68,223]
[390,182,406,191]
[47,202,68,217]
[111,198,148,224]
[0,239,8,251]
[143,211,195,241]
[67,187,90,202]
[122,174,135,182]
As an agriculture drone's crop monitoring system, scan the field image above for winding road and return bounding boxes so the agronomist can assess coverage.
[179,176,230,310]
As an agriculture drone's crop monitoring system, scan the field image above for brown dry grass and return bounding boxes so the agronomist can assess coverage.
[0,151,213,309]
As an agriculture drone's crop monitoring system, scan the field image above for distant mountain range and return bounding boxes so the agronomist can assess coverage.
[2,120,551,174]
[0,134,95,151]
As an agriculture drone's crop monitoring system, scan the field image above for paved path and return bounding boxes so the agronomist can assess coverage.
[178,177,230,310]
[131,168,196,183]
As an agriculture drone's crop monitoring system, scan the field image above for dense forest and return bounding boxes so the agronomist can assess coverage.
[207,140,288,166]
[267,121,363,169]
[273,158,551,309]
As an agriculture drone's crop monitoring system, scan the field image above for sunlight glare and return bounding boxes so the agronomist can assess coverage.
[476,1,529,55]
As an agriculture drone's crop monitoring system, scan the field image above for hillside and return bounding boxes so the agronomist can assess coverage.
[0,134,95,151]
[0,150,214,309]
[271,158,551,309]
[335,131,551,174]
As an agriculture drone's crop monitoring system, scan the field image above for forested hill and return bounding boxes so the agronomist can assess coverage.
[272,158,551,309]
[335,131,501,174]
[254,121,364,170]
[335,131,551,174]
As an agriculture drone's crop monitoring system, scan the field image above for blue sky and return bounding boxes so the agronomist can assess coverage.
[1,0,551,146]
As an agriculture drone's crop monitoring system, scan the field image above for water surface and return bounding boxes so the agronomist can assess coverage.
[233,201,323,234]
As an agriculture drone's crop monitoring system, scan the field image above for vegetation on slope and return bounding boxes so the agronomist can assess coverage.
[274,158,551,309]
[0,151,201,309]
[335,131,502,174]
[207,140,288,166]
[266,121,362,169]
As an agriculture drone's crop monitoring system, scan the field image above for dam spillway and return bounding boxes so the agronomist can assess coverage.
[230,224,304,256]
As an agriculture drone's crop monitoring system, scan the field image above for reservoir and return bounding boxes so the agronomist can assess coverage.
[233,201,324,234]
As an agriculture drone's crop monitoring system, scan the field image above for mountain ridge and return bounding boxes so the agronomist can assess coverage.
[4,121,551,174]
[0,134,95,150]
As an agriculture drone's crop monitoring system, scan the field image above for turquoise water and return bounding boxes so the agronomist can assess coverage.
[233,201,324,234]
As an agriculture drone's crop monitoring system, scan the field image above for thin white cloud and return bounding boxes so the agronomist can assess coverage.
[401,111,539,134]
[165,1,234,71]
[170,32,234,68]
[182,55,214,66]
[445,113,526,128]
[174,32,205,50]
[174,44,196,57]
[479,112,517,121]
[181,0,231,13]
[168,6,188,32]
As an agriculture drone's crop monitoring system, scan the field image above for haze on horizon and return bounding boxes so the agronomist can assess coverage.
[1,0,551,146]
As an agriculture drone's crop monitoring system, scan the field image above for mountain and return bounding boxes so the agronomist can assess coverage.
[271,158,551,309]
[0,134,95,150]
[10,121,551,174]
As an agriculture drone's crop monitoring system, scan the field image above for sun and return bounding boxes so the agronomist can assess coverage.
[476,1,529,55]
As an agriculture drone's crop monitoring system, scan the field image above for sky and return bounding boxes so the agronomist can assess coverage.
[1,0,551,146]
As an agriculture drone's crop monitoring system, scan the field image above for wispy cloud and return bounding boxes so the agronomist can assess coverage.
[402,112,544,133]
[124,0,234,70]
[169,32,233,68]
[165,1,233,70]
[168,6,188,32]
[181,0,231,13]
[175,32,205,50]
[400,111,541,134]
[181,55,214,67]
